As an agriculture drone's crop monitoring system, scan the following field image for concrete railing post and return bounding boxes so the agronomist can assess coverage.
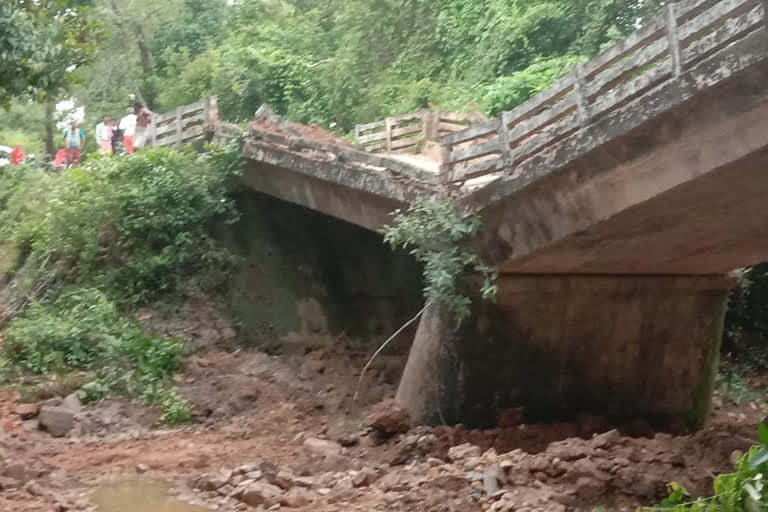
[665,3,682,77]
[149,114,157,147]
[422,109,439,142]
[572,63,591,127]
[497,116,514,169]
[385,117,393,152]
[175,106,184,148]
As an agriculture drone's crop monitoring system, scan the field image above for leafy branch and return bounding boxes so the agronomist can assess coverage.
[382,196,498,323]
[641,424,768,511]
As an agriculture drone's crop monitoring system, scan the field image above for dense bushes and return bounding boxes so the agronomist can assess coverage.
[0,144,241,423]
[723,265,768,369]
[134,0,667,132]
[2,146,239,304]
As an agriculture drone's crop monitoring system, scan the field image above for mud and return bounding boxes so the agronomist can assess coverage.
[91,478,212,512]
[0,296,766,512]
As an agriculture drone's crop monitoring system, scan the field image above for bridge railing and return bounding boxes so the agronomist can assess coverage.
[150,97,218,148]
[247,125,439,184]
[440,0,768,186]
[354,109,487,154]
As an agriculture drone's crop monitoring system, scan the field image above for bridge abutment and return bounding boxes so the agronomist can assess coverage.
[396,274,736,430]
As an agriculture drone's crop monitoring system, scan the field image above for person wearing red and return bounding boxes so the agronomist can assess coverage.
[10,142,24,165]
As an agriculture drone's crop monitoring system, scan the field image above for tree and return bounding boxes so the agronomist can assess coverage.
[0,1,94,106]
[1,1,101,156]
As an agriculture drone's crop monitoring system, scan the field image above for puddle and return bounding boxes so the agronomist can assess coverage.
[91,478,212,512]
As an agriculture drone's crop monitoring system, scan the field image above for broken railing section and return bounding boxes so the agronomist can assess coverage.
[439,0,768,186]
[354,109,487,154]
[150,97,219,148]
[246,123,439,186]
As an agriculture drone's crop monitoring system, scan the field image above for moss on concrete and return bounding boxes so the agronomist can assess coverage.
[219,189,424,348]
[684,294,728,429]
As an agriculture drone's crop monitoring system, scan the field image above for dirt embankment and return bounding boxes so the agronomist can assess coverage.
[0,296,765,512]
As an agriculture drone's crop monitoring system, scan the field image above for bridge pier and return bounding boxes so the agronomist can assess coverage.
[396,274,736,430]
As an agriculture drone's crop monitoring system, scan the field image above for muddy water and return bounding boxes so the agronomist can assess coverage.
[91,478,212,512]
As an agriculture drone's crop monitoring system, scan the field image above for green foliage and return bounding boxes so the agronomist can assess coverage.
[0,100,46,154]
[383,197,497,322]
[642,425,768,511]
[478,55,584,116]
[716,370,766,405]
[0,0,101,105]
[1,146,240,305]
[0,142,242,424]
[724,265,768,369]
[60,0,671,134]
[3,287,189,423]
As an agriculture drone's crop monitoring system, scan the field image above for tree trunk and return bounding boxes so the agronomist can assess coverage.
[135,24,153,77]
[44,97,56,159]
[395,302,462,425]
[108,0,153,76]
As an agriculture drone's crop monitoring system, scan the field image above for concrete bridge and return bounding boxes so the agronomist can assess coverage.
[167,0,768,429]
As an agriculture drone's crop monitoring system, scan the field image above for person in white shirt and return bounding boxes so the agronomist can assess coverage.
[119,108,138,154]
[95,115,113,154]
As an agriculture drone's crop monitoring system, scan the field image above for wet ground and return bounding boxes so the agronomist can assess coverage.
[91,479,212,512]
[1,296,766,512]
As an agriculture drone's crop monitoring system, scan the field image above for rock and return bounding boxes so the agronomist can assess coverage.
[319,453,354,472]
[73,416,94,437]
[291,476,316,488]
[464,457,482,472]
[326,487,361,504]
[366,399,410,436]
[303,437,342,457]
[0,476,19,490]
[483,465,500,495]
[2,463,28,482]
[136,464,150,474]
[334,477,355,491]
[280,487,314,508]
[14,403,39,420]
[244,471,263,481]
[590,429,621,449]
[38,406,76,437]
[259,461,278,482]
[417,434,439,453]
[273,471,295,490]
[218,484,235,496]
[465,471,485,482]
[448,443,482,461]
[62,393,82,413]
[240,482,283,507]
[529,456,550,473]
[545,459,566,478]
[197,471,232,491]
[351,468,378,487]
[546,441,589,461]
[236,463,261,475]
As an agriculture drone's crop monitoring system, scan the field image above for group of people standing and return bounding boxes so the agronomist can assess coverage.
[59,101,153,167]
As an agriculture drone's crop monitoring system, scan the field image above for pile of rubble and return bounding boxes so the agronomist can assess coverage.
[391,427,712,511]
[16,393,93,438]
[189,421,737,512]
[190,436,382,511]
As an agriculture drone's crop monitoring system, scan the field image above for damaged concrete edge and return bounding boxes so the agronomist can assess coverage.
[242,139,436,204]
